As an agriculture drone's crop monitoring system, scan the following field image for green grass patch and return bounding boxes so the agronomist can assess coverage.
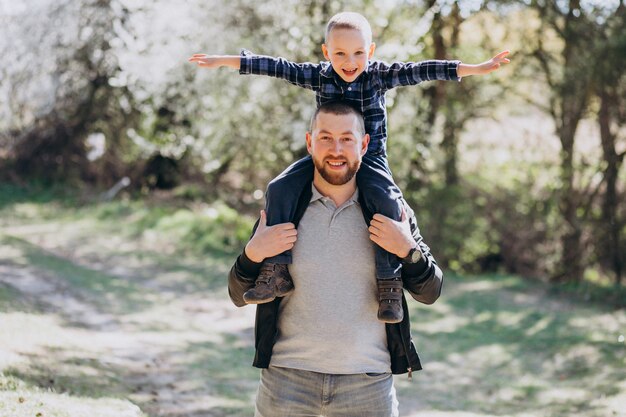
[401,273,626,416]
[0,372,145,417]
[1,183,254,256]
[0,235,148,314]
[178,337,258,416]
[0,284,32,313]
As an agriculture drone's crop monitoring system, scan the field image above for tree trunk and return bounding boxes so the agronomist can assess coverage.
[553,127,584,283]
[598,88,624,285]
[441,118,459,186]
[550,0,590,283]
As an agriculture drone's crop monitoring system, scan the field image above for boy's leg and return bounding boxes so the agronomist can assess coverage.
[243,156,314,305]
[264,156,314,264]
[357,153,405,323]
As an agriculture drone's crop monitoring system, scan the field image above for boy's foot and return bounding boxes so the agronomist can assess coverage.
[243,263,294,304]
[377,278,403,323]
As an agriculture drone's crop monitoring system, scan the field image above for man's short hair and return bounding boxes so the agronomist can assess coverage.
[325,12,372,44]
[310,101,366,137]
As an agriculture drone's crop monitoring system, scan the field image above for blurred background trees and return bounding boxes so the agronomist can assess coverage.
[1,0,624,288]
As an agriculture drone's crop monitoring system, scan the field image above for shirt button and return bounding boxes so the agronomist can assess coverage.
[348,87,352,91]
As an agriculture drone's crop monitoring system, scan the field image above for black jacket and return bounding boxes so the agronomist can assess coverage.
[228,185,444,375]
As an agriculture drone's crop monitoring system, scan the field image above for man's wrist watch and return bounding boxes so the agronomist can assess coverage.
[400,245,422,264]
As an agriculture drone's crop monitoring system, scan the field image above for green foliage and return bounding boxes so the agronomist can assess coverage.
[1,183,254,258]
[408,183,497,274]
[0,182,78,209]
[94,200,254,255]
[150,203,253,254]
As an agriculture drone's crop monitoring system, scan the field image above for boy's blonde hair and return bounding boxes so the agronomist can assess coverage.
[325,12,372,44]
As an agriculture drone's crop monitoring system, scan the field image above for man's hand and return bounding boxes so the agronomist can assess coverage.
[457,50,510,77]
[368,207,415,258]
[188,54,240,70]
[244,210,298,263]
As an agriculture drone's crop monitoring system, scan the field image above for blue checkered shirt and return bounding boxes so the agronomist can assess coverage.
[239,49,460,155]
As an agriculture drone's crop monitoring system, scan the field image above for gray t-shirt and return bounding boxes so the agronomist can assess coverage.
[270,185,391,374]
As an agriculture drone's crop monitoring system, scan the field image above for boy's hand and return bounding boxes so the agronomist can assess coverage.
[479,50,510,73]
[188,54,223,68]
[368,207,415,258]
[458,50,510,77]
[245,210,298,263]
[188,54,240,70]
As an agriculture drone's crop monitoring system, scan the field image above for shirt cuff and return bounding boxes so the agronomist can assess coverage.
[449,60,462,82]
[239,48,253,75]
[239,249,263,276]
[401,257,429,280]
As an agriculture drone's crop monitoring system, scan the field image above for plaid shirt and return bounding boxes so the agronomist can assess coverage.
[240,49,460,155]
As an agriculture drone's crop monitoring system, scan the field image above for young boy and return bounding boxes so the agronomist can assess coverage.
[189,12,509,323]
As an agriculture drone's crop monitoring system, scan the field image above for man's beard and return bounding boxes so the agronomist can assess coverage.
[313,156,361,186]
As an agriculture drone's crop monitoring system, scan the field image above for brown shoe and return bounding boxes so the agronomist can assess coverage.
[243,263,294,304]
[377,278,404,323]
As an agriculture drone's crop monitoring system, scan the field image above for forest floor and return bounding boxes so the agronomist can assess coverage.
[0,189,625,417]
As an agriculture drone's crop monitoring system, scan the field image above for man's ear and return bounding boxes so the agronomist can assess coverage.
[322,44,330,60]
[361,133,370,156]
[368,42,376,59]
[306,132,313,154]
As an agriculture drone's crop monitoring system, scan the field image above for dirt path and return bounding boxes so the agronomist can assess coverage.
[1,225,257,417]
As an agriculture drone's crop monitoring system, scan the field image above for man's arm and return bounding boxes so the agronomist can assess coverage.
[228,211,298,307]
[228,246,262,307]
[401,208,444,305]
[189,49,322,91]
[368,203,443,304]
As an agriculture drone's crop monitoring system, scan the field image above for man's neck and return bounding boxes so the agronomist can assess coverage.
[313,173,357,207]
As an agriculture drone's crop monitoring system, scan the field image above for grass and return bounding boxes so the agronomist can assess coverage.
[1,184,625,417]
[395,273,626,416]
[0,385,145,417]
[1,234,148,315]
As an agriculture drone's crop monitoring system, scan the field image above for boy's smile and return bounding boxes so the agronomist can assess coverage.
[322,28,376,83]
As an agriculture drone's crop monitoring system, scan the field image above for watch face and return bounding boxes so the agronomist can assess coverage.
[404,247,421,263]
[410,248,422,263]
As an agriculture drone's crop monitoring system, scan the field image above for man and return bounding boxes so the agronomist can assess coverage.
[228,101,443,417]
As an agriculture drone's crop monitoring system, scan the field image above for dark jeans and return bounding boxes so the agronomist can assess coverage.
[264,153,403,279]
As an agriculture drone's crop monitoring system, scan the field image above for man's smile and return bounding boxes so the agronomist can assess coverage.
[326,160,347,169]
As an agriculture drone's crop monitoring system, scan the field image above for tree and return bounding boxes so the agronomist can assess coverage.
[0,0,139,184]
[592,2,626,285]
[523,0,600,283]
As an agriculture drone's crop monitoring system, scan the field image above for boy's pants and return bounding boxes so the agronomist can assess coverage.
[254,366,399,417]
[265,153,404,279]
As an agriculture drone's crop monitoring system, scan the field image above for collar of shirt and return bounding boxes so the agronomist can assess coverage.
[310,183,360,208]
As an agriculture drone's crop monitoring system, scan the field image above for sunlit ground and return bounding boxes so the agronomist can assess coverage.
[1,198,625,417]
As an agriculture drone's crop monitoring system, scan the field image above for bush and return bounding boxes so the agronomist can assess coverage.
[405,176,561,277]
[152,203,254,254]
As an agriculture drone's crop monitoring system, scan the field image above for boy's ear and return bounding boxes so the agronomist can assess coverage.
[368,42,376,59]
[322,44,330,60]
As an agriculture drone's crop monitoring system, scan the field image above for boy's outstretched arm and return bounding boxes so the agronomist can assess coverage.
[188,54,240,70]
[457,50,510,78]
